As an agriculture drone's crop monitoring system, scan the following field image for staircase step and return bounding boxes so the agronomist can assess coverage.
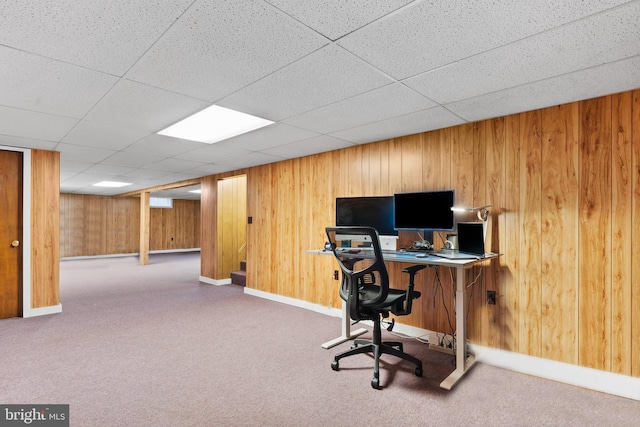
[240,260,246,271]
[231,270,246,286]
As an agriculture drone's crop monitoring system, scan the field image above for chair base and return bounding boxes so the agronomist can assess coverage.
[331,324,423,389]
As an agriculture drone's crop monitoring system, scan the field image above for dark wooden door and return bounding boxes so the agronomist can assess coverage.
[0,150,23,318]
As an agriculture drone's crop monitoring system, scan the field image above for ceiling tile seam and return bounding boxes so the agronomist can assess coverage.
[441,52,640,116]
[52,77,125,153]
[395,1,640,83]
[260,0,336,41]
[329,0,424,43]
[322,103,469,137]
[276,81,403,122]
[0,42,123,78]
[214,43,405,123]
[261,0,416,42]
[119,0,201,80]
[213,42,331,106]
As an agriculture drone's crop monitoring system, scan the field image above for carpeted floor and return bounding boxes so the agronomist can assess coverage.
[1,252,638,426]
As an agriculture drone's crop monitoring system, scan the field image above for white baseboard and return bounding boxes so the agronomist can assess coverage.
[199,276,231,286]
[24,304,62,318]
[469,344,640,401]
[244,288,640,401]
[243,287,341,318]
[61,248,200,261]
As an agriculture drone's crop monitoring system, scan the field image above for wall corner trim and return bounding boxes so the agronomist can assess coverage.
[24,304,62,318]
[199,276,231,286]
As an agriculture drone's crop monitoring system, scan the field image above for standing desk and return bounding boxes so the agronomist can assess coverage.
[309,248,499,390]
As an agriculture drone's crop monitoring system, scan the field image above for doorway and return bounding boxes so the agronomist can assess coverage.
[217,175,247,279]
[0,150,23,318]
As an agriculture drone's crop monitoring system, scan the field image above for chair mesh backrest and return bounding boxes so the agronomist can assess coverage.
[325,226,390,321]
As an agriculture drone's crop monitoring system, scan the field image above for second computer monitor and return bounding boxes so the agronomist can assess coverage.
[393,190,455,231]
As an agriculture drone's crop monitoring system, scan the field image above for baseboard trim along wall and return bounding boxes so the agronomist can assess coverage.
[61,248,201,261]
[199,276,231,286]
[24,304,62,318]
[244,287,640,402]
[468,344,640,402]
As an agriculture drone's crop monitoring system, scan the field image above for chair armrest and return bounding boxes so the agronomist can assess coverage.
[391,265,426,315]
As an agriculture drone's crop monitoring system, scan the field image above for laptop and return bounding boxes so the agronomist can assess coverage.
[433,222,486,260]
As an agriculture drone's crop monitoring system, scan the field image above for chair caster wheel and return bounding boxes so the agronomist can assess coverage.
[351,343,358,349]
[415,367,423,377]
[331,360,339,371]
[371,377,380,389]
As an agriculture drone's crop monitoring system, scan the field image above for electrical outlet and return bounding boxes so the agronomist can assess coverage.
[333,270,339,280]
[487,290,496,305]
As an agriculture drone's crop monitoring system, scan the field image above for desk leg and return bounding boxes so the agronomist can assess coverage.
[321,300,368,349]
[440,266,477,390]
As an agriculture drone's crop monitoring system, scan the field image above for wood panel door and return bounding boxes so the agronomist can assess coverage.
[0,150,23,318]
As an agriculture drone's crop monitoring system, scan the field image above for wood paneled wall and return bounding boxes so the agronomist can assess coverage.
[60,194,200,257]
[30,149,60,309]
[242,89,640,377]
[150,199,201,251]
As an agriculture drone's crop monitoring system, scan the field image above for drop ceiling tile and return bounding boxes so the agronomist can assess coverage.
[0,106,77,141]
[155,172,204,183]
[213,123,319,152]
[265,0,413,40]
[0,135,57,151]
[144,158,207,173]
[124,169,171,180]
[337,0,631,79]
[55,143,117,163]
[0,46,118,118]
[126,0,328,101]
[331,106,465,144]
[82,164,136,176]
[220,152,287,169]
[184,164,230,176]
[59,170,78,182]
[60,160,94,173]
[61,120,150,150]
[0,1,194,75]
[100,151,166,168]
[173,144,251,163]
[219,44,394,121]
[445,55,640,122]
[59,172,109,187]
[404,2,640,104]
[262,135,354,159]
[123,134,205,157]
[84,79,210,132]
[283,83,436,134]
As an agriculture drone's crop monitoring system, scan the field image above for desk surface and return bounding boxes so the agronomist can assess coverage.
[308,248,499,268]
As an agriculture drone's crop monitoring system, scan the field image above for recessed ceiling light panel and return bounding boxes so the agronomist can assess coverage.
[157,105,274,144]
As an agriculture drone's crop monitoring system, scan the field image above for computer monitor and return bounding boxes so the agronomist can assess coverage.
[335,196,397,237]
[393,190,455,231]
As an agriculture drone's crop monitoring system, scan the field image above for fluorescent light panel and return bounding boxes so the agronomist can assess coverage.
[93,181,132,188]
[158,105,274,144]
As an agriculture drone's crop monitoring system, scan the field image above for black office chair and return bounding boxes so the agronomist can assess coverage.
[325,226,426,389]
